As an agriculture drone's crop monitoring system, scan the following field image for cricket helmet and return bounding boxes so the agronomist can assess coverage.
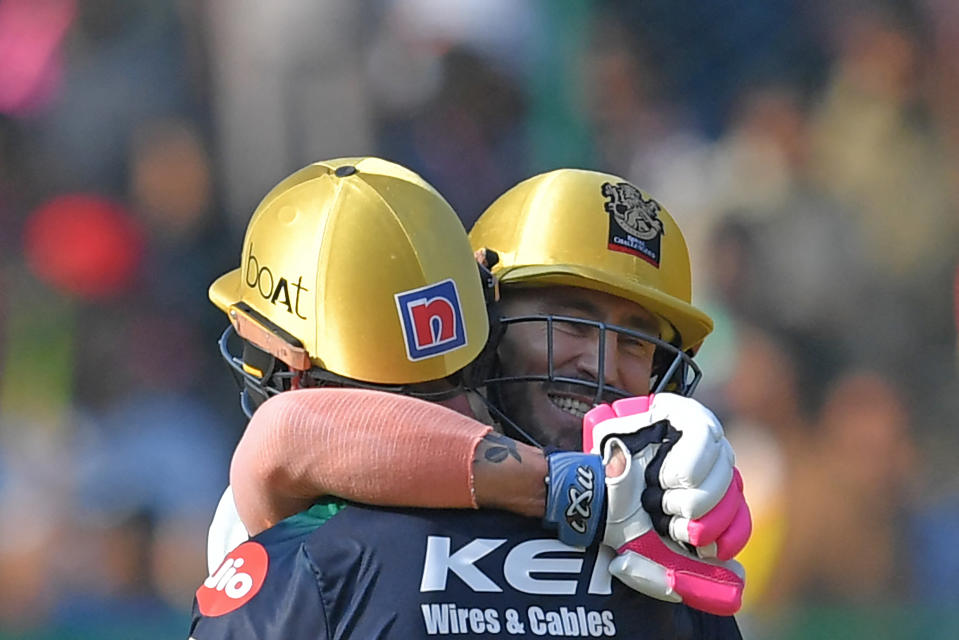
[469,168,712,353]
[210,157,489,410]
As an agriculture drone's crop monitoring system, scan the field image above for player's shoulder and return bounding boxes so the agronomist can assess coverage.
[191,534,331,639]
[192,499,354,639]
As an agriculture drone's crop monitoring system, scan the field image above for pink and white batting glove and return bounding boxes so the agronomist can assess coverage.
[583,394,751,616]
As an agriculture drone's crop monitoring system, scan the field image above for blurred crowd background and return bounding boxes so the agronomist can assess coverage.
[0,0,957,638]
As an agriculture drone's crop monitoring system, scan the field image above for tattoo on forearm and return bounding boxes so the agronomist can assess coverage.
[483,433,522,463]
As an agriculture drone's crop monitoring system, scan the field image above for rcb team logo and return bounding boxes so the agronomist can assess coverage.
[601,181,664,267]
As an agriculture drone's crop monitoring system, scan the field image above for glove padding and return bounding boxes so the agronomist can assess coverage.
[599,434,745,615]
[584,394,752,560]
[583,395,749,616]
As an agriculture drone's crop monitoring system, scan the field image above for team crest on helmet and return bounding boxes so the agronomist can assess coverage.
[602,181,664,267]
[395,279,467,361]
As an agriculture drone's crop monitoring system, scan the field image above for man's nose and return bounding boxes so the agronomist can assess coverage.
[575,330,624,392]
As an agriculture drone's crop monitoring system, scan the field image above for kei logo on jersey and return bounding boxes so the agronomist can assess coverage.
[395,279,468,361]
[420,536,614,595]
[419,537,620,637]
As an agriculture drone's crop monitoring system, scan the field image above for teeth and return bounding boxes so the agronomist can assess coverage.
[548,394,594,419]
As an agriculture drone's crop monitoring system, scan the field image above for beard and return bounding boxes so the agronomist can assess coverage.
[492,379,592,451]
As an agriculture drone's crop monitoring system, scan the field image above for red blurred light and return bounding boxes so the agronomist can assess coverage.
[23,193,145,299]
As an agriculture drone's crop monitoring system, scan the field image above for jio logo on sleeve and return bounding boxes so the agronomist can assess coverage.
[196,541,269,617]
[395,279,468,361]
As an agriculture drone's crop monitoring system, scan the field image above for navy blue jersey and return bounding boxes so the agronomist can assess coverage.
[190,500,741,639]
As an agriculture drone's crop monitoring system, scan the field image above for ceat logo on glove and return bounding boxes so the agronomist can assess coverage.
[196,541,269,616]
[395,279,467,360]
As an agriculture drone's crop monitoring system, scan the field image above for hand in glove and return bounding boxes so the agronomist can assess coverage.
[580,394,749,615]
[583,394,752,560]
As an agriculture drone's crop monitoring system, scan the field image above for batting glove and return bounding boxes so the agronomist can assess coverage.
[541,441,745,616]
[583,394,752,561]
[580,394,750,616]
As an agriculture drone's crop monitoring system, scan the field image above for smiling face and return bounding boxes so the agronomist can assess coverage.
[493,285,660,450]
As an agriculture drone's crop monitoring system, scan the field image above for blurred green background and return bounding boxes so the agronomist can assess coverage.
[1,0,957,638]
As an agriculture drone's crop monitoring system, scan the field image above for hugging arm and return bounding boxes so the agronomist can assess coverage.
[230,388,547,535]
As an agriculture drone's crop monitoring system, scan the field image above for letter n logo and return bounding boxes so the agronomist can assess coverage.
[395,279,467,361]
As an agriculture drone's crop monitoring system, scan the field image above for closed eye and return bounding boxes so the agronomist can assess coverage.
[553,320,595,338]
[619,333,655,356]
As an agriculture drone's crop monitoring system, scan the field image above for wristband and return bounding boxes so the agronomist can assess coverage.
[543,452,606,547]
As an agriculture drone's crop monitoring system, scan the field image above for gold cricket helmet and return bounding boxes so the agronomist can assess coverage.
[469,168,713,353]
[209,157,489,385]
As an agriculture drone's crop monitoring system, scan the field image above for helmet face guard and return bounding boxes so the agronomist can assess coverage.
[475,313,701,447]
[486,314,702,400]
